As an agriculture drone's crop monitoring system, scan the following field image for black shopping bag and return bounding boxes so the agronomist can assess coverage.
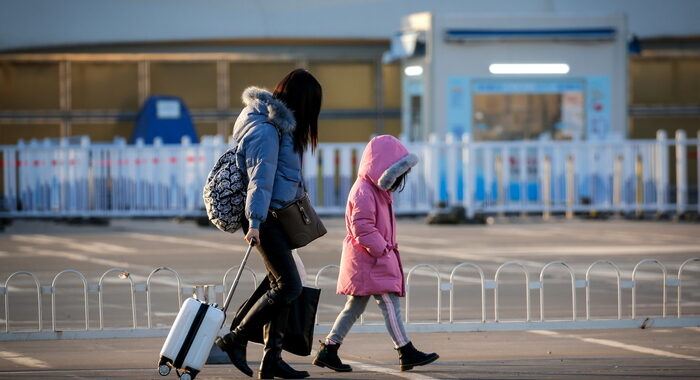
[231,276,321,356]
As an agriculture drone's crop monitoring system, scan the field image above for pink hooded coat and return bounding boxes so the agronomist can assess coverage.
[336,135,418,297]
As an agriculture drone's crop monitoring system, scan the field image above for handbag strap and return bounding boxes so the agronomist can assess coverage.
[298,152,307,194]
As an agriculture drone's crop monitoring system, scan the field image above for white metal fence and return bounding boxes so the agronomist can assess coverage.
[1,131,698,218]
[1,258,698,341]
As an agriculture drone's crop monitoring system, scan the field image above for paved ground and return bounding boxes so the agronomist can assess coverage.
[0,329,700,379]
[1,217,700,379]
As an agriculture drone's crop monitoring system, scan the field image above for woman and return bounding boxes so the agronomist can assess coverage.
[216,69,322,379]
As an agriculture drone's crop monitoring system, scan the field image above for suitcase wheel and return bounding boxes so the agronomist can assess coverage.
[180,373,192,380]
[158,364,171,376]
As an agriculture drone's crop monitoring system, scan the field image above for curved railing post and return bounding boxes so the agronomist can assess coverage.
[405,264,442,323]
[314,264,340,288]
[314,265,340,325]
[51,270,89,331]
[539,261,576,321]
[98,268,136,330]
[222,265,258,298]
[677,258,700,318]
[494,261,530,322]
[4,271,42,332]
[146,267,183,329]
[585,260,622,320]
[631,259,667,319]
[449,263,486,323]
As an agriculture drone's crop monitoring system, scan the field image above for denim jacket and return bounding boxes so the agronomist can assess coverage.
[231,87,303,229]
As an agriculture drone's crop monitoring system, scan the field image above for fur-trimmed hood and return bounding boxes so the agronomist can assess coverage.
[358,135,418,191]
[241,86,296,134]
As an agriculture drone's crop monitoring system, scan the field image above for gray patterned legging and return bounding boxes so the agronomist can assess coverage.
[325,293,409,349]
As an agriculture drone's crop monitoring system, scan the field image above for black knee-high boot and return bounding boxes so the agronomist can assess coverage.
[258,305,309,379]
[216,291,280,377]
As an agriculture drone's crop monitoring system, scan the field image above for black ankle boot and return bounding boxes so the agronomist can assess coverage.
[312,341,352,372]
[397,342,439,371]
[258,306,309,379]
[215,331,252,377]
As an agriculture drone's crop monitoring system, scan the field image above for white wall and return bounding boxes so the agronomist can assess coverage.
[1,0,699,51]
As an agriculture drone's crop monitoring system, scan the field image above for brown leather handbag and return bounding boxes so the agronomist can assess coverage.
[270,190,327,249]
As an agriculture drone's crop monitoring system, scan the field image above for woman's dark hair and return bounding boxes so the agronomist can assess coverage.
[273,69,322,153]
[389,169,411,193]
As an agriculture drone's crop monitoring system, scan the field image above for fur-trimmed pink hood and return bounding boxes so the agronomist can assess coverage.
[358,135,418,191]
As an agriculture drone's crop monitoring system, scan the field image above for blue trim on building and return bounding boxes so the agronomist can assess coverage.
[445,28,616,41]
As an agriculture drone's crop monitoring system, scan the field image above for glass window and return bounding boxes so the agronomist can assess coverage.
[630,59,673,105]
[72,62,138,110]
[472,80,584,141]
[382,64,401,109]
[309,62,375,109]
[195,122,220,138]
[319,119,375,143]
[229,62,298,107]
[384,118,402,137]
[0,62,60,110]
[151,62,217,109]
[676,59,700,105]
[409,94,423,139]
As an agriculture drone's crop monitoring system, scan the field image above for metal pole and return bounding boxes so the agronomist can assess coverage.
[494,261,530,322]
[613,154,623,213]
[495,153,504,216]
[51,270,89,331]
[631,259,667,319]
[405,264,442,324]
[566,154,574,219]
[539,261,576,322]
[4,272,42,333]
[314,265,340,325]
[635,153,644,217]
[462,134,475,219]
[677,258,700,318]
[675,130,687,217]
[585,260,622,320]
[542,155,551,220]
[446,134,457,206]
[98,269,136,330]
[146,267,183,329]
[449,263,485,323]
[655,130,668,215]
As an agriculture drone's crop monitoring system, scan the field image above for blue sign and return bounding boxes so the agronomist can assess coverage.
[447,77,472,137]
[585,76,612,141]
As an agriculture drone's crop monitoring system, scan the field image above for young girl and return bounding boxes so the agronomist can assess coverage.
[313,135,439,372]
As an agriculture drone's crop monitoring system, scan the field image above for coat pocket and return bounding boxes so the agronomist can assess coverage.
[370,251,400,281]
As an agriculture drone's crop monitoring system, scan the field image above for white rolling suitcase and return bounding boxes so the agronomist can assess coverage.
[157,242,255,380]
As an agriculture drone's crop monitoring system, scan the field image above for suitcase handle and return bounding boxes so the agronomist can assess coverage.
[221,240,256,318]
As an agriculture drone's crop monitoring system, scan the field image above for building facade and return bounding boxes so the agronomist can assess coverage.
[1,0,699,145]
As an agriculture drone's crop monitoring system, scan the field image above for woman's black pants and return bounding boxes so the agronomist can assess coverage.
[230,213,302,336]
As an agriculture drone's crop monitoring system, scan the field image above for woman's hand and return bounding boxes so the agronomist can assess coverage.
[245,228,260,246]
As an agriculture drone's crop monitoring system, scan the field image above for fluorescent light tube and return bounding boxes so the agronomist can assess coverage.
[404,65,424,76]
[489,63,570,74]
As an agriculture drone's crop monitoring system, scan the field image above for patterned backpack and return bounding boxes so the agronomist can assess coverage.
[202,146,247,233]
